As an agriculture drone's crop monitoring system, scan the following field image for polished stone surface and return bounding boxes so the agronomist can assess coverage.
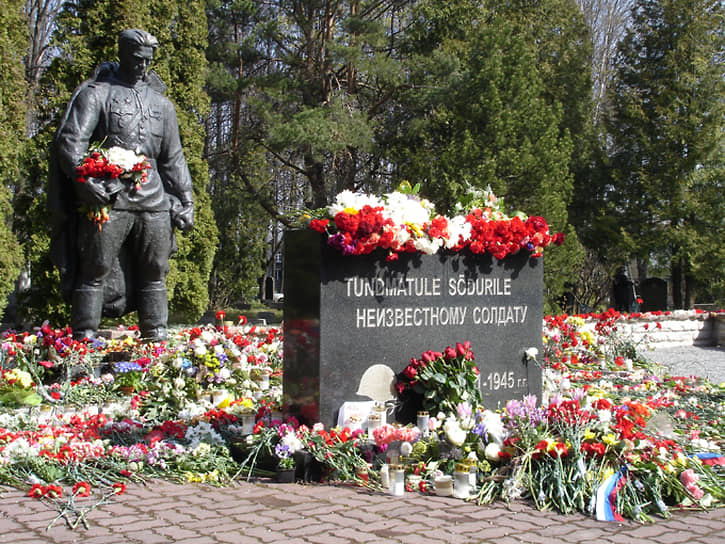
[283,230,544,427]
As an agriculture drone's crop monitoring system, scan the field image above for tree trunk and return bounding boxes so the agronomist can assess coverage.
[670,258,683,309]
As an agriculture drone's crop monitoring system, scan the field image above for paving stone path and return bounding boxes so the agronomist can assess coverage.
[1,344,724,544]
[2,477,725,544]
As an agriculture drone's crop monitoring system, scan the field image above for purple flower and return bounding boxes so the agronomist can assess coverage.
[114,361,143,373]
[327,233,356,255]
[472,422,488,441]
[274,443,291,459]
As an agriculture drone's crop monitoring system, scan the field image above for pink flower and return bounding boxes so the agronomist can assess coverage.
[372,424,395,446]
[686,484,705,500]
[680,469,699,487]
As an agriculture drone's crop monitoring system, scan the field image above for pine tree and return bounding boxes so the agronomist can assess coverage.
[204,0,273,307]
[607,0,725,307]
[390,5,583,311]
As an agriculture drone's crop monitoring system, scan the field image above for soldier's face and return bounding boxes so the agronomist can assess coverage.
[119,46,154,83]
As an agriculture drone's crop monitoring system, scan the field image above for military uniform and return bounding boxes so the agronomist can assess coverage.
[54,64,193,340]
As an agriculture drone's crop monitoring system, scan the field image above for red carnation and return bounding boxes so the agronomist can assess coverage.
[309,218,330,233]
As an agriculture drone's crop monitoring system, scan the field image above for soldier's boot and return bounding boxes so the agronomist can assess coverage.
[71,288,104,341]
[138,287,169,342]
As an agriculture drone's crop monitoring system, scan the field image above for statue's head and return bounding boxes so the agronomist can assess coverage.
[117,29,158,84]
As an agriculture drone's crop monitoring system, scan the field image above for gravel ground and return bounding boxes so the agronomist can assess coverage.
[646,344,725,385]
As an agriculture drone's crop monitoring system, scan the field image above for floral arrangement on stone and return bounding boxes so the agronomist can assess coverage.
[303,183,565,260]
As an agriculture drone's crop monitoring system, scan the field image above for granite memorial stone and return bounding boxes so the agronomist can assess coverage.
[640,277,668,312]
[283,230,544,428]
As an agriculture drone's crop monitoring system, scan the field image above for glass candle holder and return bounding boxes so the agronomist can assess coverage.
[453,463,470,499]
[389,464,405,496]
[380,463,390,489]
[367,413,381,441]
[241,413,255,435]
[373,403,387,426]
[416,411,430,436]
[434,475,453,497]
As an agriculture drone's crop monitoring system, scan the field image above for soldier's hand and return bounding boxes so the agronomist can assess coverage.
[76,177,110,206]
[172,202,194,232]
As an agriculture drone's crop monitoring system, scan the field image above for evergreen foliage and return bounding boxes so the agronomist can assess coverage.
[607,0,725,307]
[204,0,271,307]
[0,0,28,319]
[390,3,585,310]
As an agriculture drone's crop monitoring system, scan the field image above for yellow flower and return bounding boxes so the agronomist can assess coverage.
[6,369,33,388]
[343,207,359,215]
[583,429,596,441]
[185,471,204,483]
[406,222,424,237]
[602,433,618,446]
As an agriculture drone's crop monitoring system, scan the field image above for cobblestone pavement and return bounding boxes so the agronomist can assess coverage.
[2,345,724,544]
[2,477,725,544]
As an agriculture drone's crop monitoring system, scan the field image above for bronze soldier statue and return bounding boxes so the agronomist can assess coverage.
[49,29,194,342]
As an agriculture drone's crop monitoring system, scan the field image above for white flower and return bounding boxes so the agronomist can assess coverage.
[281,431,304,454]
[383,192,435,226]
[484,442,502,462]
[400,441,413,456]
[185,421,224,448]
[413,236,443,255]
[443,418,467,446]
[444,216,471,248]
[173,377,186,390]
[479,410,506,445]
[328,190,384,215]
[525,347,539,360]
[193,343,208,357]
[4,437,39,460]
[105,146,144,170]
[192,442,212,457]
[597,409,612,425]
